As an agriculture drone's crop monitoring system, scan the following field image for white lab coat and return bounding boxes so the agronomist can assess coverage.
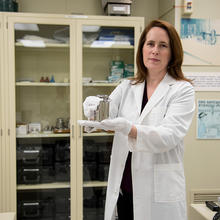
[104,74,195,220]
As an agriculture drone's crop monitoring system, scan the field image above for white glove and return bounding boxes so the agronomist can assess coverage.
[78,117,132,136]
[83,96,102,120]
[101,118,133,135]
[78,120,106,131]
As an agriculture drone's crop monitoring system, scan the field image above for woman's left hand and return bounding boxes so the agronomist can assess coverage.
[77,120,106,131]
[78,117,132,135]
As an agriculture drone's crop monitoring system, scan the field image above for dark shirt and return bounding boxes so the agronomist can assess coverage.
[120,81,148,193]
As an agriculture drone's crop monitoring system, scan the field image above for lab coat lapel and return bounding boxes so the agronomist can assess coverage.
[131,81,145,116]
[138,74,176,123]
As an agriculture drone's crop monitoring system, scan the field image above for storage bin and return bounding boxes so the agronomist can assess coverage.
[83,140,97,162]
[83,162,97,181]
[55,162,70,182]
[55,142,70,162]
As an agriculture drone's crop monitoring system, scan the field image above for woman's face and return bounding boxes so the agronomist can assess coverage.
[142,27,171,75]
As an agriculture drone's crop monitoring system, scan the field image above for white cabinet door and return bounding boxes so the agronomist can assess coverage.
[7,14,78,220]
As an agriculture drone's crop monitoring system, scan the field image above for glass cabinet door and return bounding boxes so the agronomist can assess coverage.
[9,18,75,220]
[81,22,135,220]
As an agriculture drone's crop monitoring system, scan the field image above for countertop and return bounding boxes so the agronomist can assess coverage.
[0,212,16,220]
[191,203,217,220]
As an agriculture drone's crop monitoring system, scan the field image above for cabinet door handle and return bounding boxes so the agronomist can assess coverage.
[79,125,82,138]
[72,125,74,138]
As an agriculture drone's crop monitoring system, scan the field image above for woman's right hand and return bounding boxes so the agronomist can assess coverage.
[83,96,102,120]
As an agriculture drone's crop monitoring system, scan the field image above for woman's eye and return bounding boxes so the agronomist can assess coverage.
[147,42,154,46]
[160,44,168,48]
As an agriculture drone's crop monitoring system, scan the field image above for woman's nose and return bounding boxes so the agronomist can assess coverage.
[152,46,159,54]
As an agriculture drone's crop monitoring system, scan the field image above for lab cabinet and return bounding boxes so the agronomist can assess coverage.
[0,12,144,220]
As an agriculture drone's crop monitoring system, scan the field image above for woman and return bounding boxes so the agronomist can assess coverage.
[79,19,195,220]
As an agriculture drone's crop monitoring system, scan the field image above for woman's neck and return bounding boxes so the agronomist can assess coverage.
[147,71,166,87]
[146,71,166,99]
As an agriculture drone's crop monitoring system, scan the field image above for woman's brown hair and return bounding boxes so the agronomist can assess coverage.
[132,19,191,84]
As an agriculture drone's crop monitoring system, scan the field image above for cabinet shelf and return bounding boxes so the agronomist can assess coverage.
[17,182,70,190]
[83,44,134,49]
[16,133,70,138]
[83,132,114,137]
[83,181,107,188]
[16,82,70,86]
[15,42,69,48]
[83,82,118,87]
[17,181,107,190]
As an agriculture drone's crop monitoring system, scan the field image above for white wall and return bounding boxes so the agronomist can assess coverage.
[179,1,220,220]
[16,0,159,25]
[159,0,175,25]
[16,0,103,15]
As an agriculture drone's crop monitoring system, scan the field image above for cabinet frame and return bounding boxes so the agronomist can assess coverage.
[0,12,144,220]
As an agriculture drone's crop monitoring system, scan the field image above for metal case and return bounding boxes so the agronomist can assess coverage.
[105,3,131,15]
[102,0,132,15]
[101,0,132,8]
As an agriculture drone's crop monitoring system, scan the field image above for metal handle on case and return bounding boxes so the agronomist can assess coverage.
[23,202,40,218]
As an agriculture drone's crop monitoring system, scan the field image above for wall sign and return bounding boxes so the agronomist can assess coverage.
[185,72,220,91]
[181,18,220,65]
[197,100,220,139]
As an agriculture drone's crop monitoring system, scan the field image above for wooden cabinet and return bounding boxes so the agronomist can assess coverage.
[0,12,144,220]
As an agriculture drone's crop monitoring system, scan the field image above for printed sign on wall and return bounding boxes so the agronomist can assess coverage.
[185,72,220,91]
[197,100,220,139]
[181,18,220,65]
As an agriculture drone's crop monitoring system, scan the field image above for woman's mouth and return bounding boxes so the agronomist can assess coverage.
[149,58,160,62]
